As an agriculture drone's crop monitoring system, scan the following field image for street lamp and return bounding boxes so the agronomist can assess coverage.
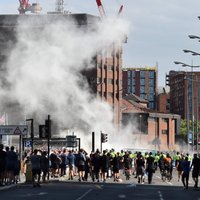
[139,114,142,144]
[183,49,200,57]
[183,50,200,153]
[188,35,200,42]
[174,61,193,151]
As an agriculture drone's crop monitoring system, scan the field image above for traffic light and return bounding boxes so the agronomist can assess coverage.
[101,133,108,143]
[45,119,51,138]
[39,119,51,139]
[39,125,48,138]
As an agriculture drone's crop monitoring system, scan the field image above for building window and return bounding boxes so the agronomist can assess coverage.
[162,118,168,123]
[140,71,145,78]
[148,86,154,93]
[107,65,113,71]
[97,63,101,68]
[128,79,131,86]
[97,77,102,84]
[148,94,154,101]
[128,86,131,93]
[108,79,113,84]
[149,71,155,78]
[162,130,167,134]
[140,86,145,93]
[128,71,131,78]
[132,79,135,85]
[148,79,154,86]
[140,94,146,100]
[149,102,154,109]
[108,92,113,97]
[132,71,135,78]
[140,78,145,86]
[132,86,135,93]
[148,117,155,122]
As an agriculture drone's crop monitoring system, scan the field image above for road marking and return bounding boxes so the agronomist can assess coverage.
[126,184,136,188]
[76,189,93,200]
[166,181,173,185]
[158,191,164,200]
[37,192,48,196]
[95,185,103,189]
[118,194,126,199]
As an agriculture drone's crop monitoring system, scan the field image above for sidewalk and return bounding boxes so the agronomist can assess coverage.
[0,174,26,191]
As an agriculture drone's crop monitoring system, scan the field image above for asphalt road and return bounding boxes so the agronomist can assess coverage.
[0,170,199,200]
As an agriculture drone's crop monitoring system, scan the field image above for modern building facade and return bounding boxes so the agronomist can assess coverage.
[166,70,200,120]
[122,67,158,110]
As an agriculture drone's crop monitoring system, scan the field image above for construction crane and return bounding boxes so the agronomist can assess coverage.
[18,0,42,14]
[55,0,64,13]
[96,0,106,19]
[96,0,123,19]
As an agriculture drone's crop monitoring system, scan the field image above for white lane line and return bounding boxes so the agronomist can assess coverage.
[126,184,136,188]
[158,191,164,200]
[118,194,126,199]
[75,189,93,200]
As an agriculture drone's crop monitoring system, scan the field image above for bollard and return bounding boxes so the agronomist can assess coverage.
[25,162,32,183]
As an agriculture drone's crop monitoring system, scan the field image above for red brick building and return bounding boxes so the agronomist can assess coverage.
[122,94,180,151]
[157,91,170,113]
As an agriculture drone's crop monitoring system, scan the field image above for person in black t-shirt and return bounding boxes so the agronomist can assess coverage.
[0,144,6,186]
[191,153,200,188]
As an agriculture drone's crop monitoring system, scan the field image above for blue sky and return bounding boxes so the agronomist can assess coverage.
[1,0,200,87]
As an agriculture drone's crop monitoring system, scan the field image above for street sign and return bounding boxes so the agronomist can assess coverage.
[0,125,28,135]
[24,140,32,148]
[66,135,77,148]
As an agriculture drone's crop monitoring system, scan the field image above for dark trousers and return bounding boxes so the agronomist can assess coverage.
[182,172,189,189]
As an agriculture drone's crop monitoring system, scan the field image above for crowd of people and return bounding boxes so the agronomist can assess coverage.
[0,143,200,190]
[0,144,21,186]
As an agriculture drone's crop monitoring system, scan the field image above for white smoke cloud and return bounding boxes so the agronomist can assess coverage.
[0,14,133,151]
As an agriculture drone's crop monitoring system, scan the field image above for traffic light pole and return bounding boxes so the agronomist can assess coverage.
[92,132,95,152]
[47,115,51,180]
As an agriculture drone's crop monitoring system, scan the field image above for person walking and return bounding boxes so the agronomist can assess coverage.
[91,149,101,182]
[30,149,42,187]
[181,156,191,190]
[146,152,155,184]
[190,153,200,189]
[112,152,121,182]
[123,152,132,180]
[135,153,145,184]
[0,144,6,186]
[40,151,49,183]
[100,150,110,182]
[77,149,86,181]
[59,148,68,177]
[176,154,183,182]
[6,146,18,184]
[67,150,76,180]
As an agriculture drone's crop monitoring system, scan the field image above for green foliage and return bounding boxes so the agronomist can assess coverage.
[180,119,200,141]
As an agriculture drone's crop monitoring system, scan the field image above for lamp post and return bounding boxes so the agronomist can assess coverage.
[174,60,200,152]
[188,35,200,42]
[139,114,142,144]
[183,50,200,153]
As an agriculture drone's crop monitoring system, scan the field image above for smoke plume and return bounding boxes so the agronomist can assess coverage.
[0,14,132,151]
